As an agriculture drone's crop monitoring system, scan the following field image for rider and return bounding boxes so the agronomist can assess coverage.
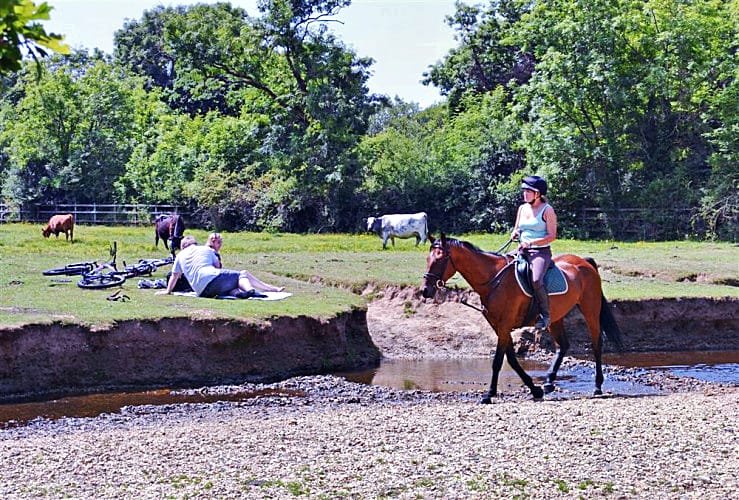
[511,175,558,329]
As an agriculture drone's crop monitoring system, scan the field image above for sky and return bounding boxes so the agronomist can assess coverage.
[42,0,460,108]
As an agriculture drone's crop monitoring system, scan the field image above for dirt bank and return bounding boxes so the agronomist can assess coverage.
[366,286,739,358]
[0,310,380,402]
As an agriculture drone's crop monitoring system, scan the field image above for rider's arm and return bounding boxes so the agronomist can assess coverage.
[511,205,523,240]
[530,206,557,247]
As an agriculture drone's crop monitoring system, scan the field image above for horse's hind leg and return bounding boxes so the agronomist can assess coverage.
[592,334,604,395]
[543,319,569,394]
[583,310,605,395]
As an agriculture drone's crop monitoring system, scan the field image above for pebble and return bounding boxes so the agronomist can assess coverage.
[0,371,736,499]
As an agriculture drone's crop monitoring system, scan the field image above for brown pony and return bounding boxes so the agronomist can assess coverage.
[421,233,622,402]
[154,214,185,253]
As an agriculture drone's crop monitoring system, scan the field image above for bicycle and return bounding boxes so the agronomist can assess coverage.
[42,260,97,276]
[76,242,127,290]
[119,256,173,279]
[42,242,173,290]
[78,245,175,290]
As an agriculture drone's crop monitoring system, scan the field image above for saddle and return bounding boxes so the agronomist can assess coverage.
[514,254,568,297]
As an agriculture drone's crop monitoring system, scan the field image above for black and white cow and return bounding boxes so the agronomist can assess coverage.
[366,212,429,249]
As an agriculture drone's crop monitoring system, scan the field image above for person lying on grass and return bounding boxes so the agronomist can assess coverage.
[155,235,284,299]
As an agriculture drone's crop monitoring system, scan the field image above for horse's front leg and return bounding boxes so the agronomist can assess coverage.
[481,346,506,404]
[544,320,569,394]
[504,345,544,399]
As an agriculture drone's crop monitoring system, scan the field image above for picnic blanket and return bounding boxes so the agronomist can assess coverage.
[173,291,292,301]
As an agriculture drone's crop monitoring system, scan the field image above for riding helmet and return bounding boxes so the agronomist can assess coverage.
[521,175,547,195]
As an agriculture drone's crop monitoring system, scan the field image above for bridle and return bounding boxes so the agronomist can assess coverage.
[423,240,452,290]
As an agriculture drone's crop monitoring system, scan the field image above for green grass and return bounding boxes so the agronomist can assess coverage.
[0,223,736,328]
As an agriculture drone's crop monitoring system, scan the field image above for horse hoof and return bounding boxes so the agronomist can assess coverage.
[480,396,492,404]
[543,383,555,394]
[531,386,545,399]
[594,388,603,396]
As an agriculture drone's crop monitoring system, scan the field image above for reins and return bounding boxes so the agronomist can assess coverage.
[461,259,517,314]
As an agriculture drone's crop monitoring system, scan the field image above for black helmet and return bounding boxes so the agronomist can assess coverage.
[521,175,547,195]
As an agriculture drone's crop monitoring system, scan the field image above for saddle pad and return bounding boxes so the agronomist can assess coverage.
[173,291,292,301]
[514,264,568,297]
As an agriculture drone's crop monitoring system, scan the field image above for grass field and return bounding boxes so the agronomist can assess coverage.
[0,223,736,327]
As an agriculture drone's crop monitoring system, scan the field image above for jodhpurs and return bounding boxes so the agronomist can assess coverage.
[525,246,552,290]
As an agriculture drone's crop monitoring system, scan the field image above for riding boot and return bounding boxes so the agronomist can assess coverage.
[533,286,551,329]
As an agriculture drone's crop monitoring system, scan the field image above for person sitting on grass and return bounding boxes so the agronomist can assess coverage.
[206,232,223,269]
[156,235,284,299]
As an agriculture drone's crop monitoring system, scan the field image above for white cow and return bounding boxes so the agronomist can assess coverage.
[366,212,429,249]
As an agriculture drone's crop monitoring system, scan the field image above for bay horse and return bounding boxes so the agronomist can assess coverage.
[421,233,622,402]
[154,214,185,253]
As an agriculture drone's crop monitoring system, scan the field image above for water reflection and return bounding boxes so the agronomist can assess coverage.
[602,350,739,384]
[338,357,553,393]
[338,350,739,394]
[0,388,300,429]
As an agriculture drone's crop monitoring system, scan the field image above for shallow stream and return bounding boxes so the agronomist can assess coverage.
[0,350,736,428]
[338,350,739,394]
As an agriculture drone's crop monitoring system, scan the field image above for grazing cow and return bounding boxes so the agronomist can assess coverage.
[366,212,428,249]
[41,214,74,242]
[154,214,186,252]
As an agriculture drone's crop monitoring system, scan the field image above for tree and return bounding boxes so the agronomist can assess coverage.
[507,0,736,237]
[423,0,533,111]
[0,0,68,74]
[359,90,525,233]
[114,0,383,231]
[2,52,149,205]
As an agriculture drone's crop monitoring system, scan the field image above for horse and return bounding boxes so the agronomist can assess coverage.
[154,214,185,253]
[421,233,623,402]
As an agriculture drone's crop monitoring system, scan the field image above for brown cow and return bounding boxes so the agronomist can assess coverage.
[41,214,75,242]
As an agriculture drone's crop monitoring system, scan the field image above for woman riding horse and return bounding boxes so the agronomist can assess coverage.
[421,233,622,402]
[512,175,558,330]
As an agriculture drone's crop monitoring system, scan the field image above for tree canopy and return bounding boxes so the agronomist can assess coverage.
[0,0,735,239]
[0,0,68,73]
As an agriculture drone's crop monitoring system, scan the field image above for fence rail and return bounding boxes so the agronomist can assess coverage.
[0,204,189,225]
[1,203,731,240]
[575,207,705,240]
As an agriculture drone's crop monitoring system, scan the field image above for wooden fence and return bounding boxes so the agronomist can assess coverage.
[0,204,189,225]
[575,207,704,240]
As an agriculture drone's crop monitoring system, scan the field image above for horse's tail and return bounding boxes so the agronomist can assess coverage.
[586,257,624,351]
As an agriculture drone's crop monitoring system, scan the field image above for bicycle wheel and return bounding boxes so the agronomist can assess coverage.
[77,273,126,289]
[149,257,174,268]
[122,262,155,279]
[43,262,95,276]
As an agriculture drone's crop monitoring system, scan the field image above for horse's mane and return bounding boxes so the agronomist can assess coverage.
[449,238,501,256]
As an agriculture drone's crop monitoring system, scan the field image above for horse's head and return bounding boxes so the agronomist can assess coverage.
[421,233,457,299]
[169,235,182,251]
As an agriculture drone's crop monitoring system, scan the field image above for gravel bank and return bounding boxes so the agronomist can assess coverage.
[0,375,736,499]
